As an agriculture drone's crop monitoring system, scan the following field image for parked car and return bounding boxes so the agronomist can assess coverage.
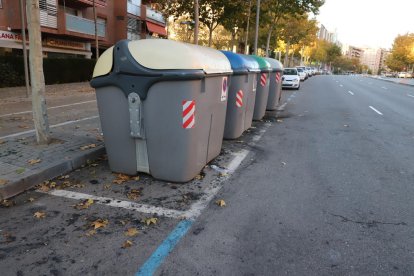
[282,68,301,90]
[296,66,308,79]
[397,72,412,78]
[306,67,313,77]
[297,68,307,81]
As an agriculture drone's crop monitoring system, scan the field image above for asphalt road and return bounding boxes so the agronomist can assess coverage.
[158,75,414,275]
[1,76,414,275]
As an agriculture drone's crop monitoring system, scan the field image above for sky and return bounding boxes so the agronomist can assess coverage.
[316,0,414,49]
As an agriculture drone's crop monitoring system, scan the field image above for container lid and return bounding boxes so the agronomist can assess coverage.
[250,55,272,72]
[263,57,284,72]
[92,46,114,78]
[127,39,232,75]
[220,51,261,74]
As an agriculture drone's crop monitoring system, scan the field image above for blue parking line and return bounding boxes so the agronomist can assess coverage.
[136,219,194,276]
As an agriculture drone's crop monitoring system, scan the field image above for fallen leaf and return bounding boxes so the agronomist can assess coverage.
[28,197,35,202]
[127,189,140,200]
[143,217,158,226]
[133,176,140,181]
[58,175,70,180]
[18,125,29,129]
[194,174,203,180]
[36,182,50,192]
[103,184,111,190]
[15,168,25,174]
[0,140,5,144]
[0,179,9,186]
[85,229,97,237]
[1,200,15,207]
[276,119,283,123]
[80,144,97,150]
[122,240,133,248]
[33,211,46,219]
[124,228,139,237]
[281,161,287,167]
[112,174,131,185]
[74,199,94,210]
[2,232,16,243]
[216,199,226,207]
[28,159,41,165]
[91,219,108,229]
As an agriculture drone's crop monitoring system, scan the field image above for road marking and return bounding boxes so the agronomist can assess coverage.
[407,94,414,98]
[0,115,99,140]
[381,86,388,90]
[0,100,96,118]
[43,189,187,219]
[277,102,287,111]
[348,91,354,95]
[369,106,383,115]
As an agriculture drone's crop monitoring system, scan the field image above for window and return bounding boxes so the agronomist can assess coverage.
[127,18,142,40]
[0,0,3,9]
[39,0,58,28]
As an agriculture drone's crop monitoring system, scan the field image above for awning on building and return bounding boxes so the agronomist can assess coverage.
[146,21,167,37]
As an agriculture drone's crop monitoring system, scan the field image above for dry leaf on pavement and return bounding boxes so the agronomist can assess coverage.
[127,189,140,200]
[74,199,94,210]
[80,144,97,151]
[91,219,108,229]
[28,159,41,165]
[216,199,226,207]
[0,179,9,186]
[86,230,97,237]
[28,197,35,202]
[124,228,139,237]
[1,200,15,207]
[113,173,131,185]
[122,240,133,248]
[143,217,158,226]
[33,211,46,219]
[0,140,5,144]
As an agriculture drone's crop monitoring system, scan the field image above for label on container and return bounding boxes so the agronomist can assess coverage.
[221,77,228,102]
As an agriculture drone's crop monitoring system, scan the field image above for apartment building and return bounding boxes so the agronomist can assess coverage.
[0,0,166,58]
[360,47,383,74]
[342,44,363,59]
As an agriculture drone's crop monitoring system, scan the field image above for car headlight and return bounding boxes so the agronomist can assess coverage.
[293,78,299,83]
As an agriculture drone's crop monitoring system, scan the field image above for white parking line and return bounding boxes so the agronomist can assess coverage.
[348,91,354,95]
[369,106,383,115]
[0,100,96,118]
[0,115,99,140]
[43,190,187,219]
[407,94,414,98]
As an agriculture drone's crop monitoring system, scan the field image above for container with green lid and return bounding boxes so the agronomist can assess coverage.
[250,55,272,120]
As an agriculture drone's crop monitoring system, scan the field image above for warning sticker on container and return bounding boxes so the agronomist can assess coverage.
[236,90,243,108]
[182,100,195,129]
[221,77,228,102]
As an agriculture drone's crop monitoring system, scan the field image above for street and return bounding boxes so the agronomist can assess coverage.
[1,76,414,275]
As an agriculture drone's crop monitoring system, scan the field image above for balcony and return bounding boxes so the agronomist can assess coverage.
[65,14,105,37]
[146,7,165,24]
[127,2,141,17]
[58,0,107,8]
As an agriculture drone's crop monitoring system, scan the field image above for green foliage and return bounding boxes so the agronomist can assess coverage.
[386,33,414,71]
[0,56,95,88]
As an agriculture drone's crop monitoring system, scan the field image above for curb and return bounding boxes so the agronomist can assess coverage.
[369,77,414,87]
[0,146,106,201]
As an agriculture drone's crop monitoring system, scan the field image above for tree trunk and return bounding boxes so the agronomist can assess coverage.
[208,26,213,47]
[19,0,30,97]
[194,0,199,45]
[27,0,50,144]
[253,0,260,55]
[244,0,252,54]
[93,0,99,59]
[265,26,273,57]
[283,42,290,67]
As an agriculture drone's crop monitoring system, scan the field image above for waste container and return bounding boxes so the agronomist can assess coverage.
[264,57,284,110]
[250,56,272,120]
[90,39,232,182]
[221,51,260,139]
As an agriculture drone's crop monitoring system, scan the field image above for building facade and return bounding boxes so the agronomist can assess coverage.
[0,0,166,58]
[318,24,339,45]
[360,47,383,74]
[342,44,364,59]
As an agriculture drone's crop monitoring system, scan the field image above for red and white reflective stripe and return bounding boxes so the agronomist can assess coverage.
[236,90,243,108]
[182,100,195,129]
[260,73,267,87]
[275,72,281,82]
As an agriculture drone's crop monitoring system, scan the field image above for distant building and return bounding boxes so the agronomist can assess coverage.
[342,44,364,59]
[379,49,391,72]
[318,24,339,45]
[360,48,390,74]
[0,0,167,58]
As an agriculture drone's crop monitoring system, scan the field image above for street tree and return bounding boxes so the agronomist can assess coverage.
[27,0,50,144]
[386,33,414,71]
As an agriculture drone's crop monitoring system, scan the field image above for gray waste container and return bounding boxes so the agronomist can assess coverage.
[250,56,272,120]
[221,51,260,139]
[264,57,284,110]
[90,39,232,182]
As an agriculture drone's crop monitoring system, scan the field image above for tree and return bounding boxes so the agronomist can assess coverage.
[261,0,324,57]
[27,0,50,144]
[386,33,414,71]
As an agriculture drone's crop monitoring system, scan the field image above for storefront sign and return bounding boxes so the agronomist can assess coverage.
[0,31,23,42]
[44,38,86,51]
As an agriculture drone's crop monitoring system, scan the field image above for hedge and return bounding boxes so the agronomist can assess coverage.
[0,56,96,88]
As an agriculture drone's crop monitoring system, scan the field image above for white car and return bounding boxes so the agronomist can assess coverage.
[296,68,307,81]
[282,68,300,90]
[296,66,308,79]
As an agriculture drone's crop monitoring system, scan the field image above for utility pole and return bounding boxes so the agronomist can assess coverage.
[244,0,252,54]
[27,0,50,144]
[93,0,99,59]
[253,0,260,55]
[19,0,30,98]
[194,0,199,45]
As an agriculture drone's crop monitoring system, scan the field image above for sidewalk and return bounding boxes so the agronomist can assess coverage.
[0,128,105,200]
[0,82,104,200]
[370,75,414,87]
